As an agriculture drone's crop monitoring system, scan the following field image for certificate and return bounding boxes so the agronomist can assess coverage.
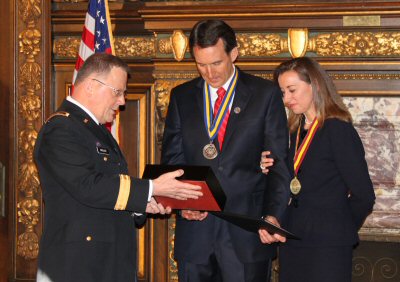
[142,165,226,211]
[212,211,300,240]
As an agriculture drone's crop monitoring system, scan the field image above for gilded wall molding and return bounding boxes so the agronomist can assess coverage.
[330,73,400,80]
[114,37,155,58]
[52,0,137,2]
[258,73,400,81]
[153,72,199,80]
[154,79,189,148]
[53,37,80,58]
[167,217,178,282]
[309,31,400,56]
[170,30,188,62]
[236,33,285,57]
[53,36,156,58]
[16,0,42,260]
[53,30,400,60]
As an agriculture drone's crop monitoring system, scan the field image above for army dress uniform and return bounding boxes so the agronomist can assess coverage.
[34,99,149,282]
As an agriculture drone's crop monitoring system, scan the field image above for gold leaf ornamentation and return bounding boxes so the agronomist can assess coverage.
[20,62,42,92]
[310,32,400,56]
[114,37,155,58]
[236,33,285,57]
[154,79,187,145]
[53,37,80,58]
[158,38,173,54]
[168,217,178,281]
[19,0,41,24]
[18,94,41,121]
[17,199,40,226]
[18,162,40,196]
[16,232,39,259]
[19,29,41,57]
[16,199,40,259]
[16,0,42,261]
[288,28,308,58]
[170,30,188,61]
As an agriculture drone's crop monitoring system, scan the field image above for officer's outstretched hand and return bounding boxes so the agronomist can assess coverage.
[145,197,172,214]
[152,169,203,200]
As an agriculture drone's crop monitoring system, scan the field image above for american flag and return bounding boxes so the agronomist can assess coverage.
[72,0,120,142]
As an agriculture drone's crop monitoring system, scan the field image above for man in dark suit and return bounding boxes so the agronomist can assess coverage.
[34,53,202,282]
[161,20,291,282]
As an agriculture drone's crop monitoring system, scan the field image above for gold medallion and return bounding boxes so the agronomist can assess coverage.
[290,177,302,195]
[203,143,218,159]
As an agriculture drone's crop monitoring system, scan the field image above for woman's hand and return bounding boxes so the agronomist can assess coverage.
[258,216,286,244]
[260,151,274,174]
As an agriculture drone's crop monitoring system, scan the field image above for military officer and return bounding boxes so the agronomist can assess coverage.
[34,53,202,282]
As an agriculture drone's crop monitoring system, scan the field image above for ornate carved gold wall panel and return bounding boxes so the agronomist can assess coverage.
[53,29,400,61]
[12,0,50,279]
[16,0,42,261]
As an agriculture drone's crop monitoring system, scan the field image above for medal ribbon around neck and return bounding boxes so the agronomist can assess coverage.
[293,118,319,175]
[203,68,238,142]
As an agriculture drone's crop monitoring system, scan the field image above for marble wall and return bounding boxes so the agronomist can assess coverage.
[345,97,400,239]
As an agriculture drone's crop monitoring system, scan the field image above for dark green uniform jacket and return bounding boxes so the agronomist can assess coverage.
[34,100,149,282]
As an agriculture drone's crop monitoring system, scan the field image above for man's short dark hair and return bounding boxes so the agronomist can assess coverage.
[189,19,237,56]
[74,53,130,86]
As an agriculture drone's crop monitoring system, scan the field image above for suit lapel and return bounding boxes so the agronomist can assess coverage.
[194,79,204,117]
[221,71,252,151]
[194,79,212,143]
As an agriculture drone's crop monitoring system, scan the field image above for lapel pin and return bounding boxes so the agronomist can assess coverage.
[83,118,89,124]
[234,107,241,114]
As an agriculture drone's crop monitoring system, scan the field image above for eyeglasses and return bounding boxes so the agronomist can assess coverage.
[92,78,127,98]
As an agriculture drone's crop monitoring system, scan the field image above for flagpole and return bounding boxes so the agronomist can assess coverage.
[103,0,120,144]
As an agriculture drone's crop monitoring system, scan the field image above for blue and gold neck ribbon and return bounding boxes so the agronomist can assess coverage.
[203,68,238,142]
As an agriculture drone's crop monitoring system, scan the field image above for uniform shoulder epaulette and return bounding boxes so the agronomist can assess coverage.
[45,111,70,123]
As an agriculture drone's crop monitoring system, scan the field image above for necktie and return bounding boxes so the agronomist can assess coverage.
[214,87,230,150]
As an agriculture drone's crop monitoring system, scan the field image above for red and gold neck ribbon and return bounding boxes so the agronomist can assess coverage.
[293,118,319,175]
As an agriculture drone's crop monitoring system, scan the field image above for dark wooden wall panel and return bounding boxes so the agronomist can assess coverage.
[0,0,11,281]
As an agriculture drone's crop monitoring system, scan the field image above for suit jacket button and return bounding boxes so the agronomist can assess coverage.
[86,236,92,241]
[218,166,223,171]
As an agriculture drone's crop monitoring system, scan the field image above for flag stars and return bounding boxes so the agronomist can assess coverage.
[100,16,105,24]
[97,30,101,36]
[96,10,100,17]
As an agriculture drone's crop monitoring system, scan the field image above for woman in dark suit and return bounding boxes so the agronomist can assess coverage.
[260,57,375,282]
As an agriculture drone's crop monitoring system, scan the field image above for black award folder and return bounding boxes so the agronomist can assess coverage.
[142,164,226,211]
[211,211,300,240]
